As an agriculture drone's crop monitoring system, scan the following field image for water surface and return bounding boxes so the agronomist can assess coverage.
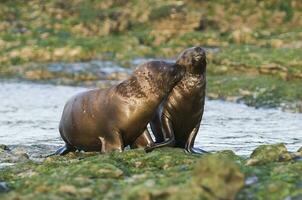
[0,81,301,156]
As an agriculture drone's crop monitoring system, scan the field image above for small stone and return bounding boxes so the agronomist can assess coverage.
[239,89,252,96]
[97,168,124,178]
[79,187,93,196]
[162,164,170,170]
[291,152,302,158]
[44,156,58,163]
[0,144,9,151]
[134,161,143,168]
[15,152,29,160]
[270,39,284,48]
[13,148,29,158]
[279,153,293,162]
[144,180,155,187]
[35,185,49,193]
[207,92,219,99]
[0,182,10,193]
[245,176,258,186]
[59,185,77,195]
[245,158,260,166]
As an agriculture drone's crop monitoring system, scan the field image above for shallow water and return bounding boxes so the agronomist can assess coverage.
[0,81,301,156]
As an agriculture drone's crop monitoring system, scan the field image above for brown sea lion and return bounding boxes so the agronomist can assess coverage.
[55,61,184,155]
[133,47,207,154]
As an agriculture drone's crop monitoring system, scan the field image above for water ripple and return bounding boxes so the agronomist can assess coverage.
[0,81,301,156]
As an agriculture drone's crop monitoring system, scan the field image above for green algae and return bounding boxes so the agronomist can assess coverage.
[0,145,301,200]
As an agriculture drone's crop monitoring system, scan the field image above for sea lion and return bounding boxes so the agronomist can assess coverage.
[55,61,184,155]
[133,47,207,153]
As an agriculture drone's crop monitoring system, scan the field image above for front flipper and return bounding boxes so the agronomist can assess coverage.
[184,124,208,154]
[99,130,124,153]
[145,115,175,153]
[46,144,77,157]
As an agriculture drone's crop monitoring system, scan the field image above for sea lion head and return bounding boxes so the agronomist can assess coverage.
[134,61,184,94]
[176,46,206,74]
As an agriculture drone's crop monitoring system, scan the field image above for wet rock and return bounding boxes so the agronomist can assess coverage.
[191,154,245,200]
[279,152,293,162]
[207,92,219,99]
[14,151,29,160]
[281,101,302,113]
[246,143,289,166]
[245,176,258,186]
[0,146,30,164]
[0,163,15,169]
[0,182,10,193]
[0,144,10,151]
[291,149,302,161]
[11,147,30,162]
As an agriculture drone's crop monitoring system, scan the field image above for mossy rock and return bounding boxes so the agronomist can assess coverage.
[191,153,245,200]
[125,185,179,200]
[0,145,9,153]
[246,143,290,165]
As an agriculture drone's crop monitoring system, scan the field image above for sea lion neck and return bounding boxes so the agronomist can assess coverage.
[115,75,162,100]
[180,62,206,75]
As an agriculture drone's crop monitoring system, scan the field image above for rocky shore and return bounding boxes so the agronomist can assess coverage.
[0,144,301,199]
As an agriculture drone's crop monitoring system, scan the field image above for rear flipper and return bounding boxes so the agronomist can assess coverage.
[46,144,77,157]
[145,116,175,153]
[185,147,209,154]
[131,129,154,149]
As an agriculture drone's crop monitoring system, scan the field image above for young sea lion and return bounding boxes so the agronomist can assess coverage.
[133,47,207,153]
[55,61,184,155]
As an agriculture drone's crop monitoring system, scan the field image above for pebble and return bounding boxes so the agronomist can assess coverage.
[0,182,10,193]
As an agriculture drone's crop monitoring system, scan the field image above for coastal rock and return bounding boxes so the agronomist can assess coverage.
[0,146,30,164]
[0,144,10,151]
[246,143,289,166]
[191,154,245,200]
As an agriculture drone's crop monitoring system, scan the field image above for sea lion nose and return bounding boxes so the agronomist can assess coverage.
[195,46,202,52]
[194,47,206,57]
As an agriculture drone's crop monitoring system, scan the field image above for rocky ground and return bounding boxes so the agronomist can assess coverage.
[0,144,301,200]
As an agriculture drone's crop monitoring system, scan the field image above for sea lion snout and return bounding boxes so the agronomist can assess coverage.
[193,46,206,62]
[176,46,206,67]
